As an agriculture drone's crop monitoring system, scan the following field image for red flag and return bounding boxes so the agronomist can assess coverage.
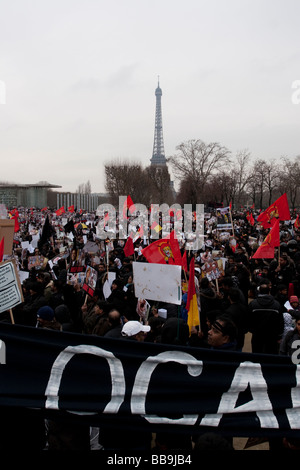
[10,208,19,218]
[252,219,280,259]
[55,206,65,216]
[186,257,200,332]
[246,212,255,226]
[182,250,188,272]
[0,237,4,262]
[288,282,294,299]
[68,205,75,213]
[257,193,290,228]
[124,236,134,257]
[294,215,300,231]
[11,215,20,232]
[123,196,136,219]
[41,207,48,212]
[142,230,182,265]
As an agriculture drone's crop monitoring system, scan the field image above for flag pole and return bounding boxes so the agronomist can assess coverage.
[9,309,15,324]
[229,202,235,237]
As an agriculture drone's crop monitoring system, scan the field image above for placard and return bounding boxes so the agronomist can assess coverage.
[0,219,15,255]
[0,260,24,313]
[132,262,182,305]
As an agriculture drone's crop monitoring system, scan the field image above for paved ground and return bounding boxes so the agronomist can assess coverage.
[233,332,269,450]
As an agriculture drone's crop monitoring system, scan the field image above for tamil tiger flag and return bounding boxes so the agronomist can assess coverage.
[252,219,280,259]
[67,205,75,213]
[9,208,19,218]
[142,230,182,265]
[55,206,65,216]
[294,215,300,231]
[257,193,290,229]
[186,257,200,332]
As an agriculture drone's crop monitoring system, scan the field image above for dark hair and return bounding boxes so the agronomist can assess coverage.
[108,309,121,327]
[258,284,270,295]
[160,318,189,345]
[213,315,238,342]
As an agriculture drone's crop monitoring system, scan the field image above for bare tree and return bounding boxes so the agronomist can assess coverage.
[233,150,252,204]
[105,161,151,206]
[279,157,300,210]
[145,165,174,205]
[263,161,280,206]
[169,139,231,206]
[249,159,268,209]
[76,180,91,194]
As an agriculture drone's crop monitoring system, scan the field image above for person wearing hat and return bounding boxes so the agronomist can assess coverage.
[280,312,300,357]
[121,320,150,341]
[287,295,300,313]
[36,306,62,331]
[282,295,300,338]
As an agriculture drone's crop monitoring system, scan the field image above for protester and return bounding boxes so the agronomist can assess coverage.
[248,283,283,354]
[103,309,123,338]
[280,314,300,357]
[4,202,300,452]
[121,320,150,341]
[207,315,238,350]
[225,287,249,351]
[36,305,62,330]
[20,280,47,326]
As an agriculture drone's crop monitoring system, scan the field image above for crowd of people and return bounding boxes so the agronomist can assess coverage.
[1,204,300,451]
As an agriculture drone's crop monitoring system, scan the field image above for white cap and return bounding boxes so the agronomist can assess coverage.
[121,321,150,337]
[158,308,167,319]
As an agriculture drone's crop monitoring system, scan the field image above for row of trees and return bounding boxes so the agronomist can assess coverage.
[104,162,175,207]
[104,139,300,211]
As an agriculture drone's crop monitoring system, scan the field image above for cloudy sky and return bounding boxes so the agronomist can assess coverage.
[0,0,299,194]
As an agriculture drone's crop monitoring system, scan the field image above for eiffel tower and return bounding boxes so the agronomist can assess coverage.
[150,78,167,166]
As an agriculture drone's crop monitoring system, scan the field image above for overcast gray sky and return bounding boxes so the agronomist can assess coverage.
[0,0,299,194]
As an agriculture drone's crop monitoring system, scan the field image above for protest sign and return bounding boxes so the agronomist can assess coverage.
[133,262,182,305]
[82,265,98,296]
[216,207,231,229]
[0,219,15,255]
[0,260,24,315]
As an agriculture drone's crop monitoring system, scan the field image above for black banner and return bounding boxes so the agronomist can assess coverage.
[0,322,299,438]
